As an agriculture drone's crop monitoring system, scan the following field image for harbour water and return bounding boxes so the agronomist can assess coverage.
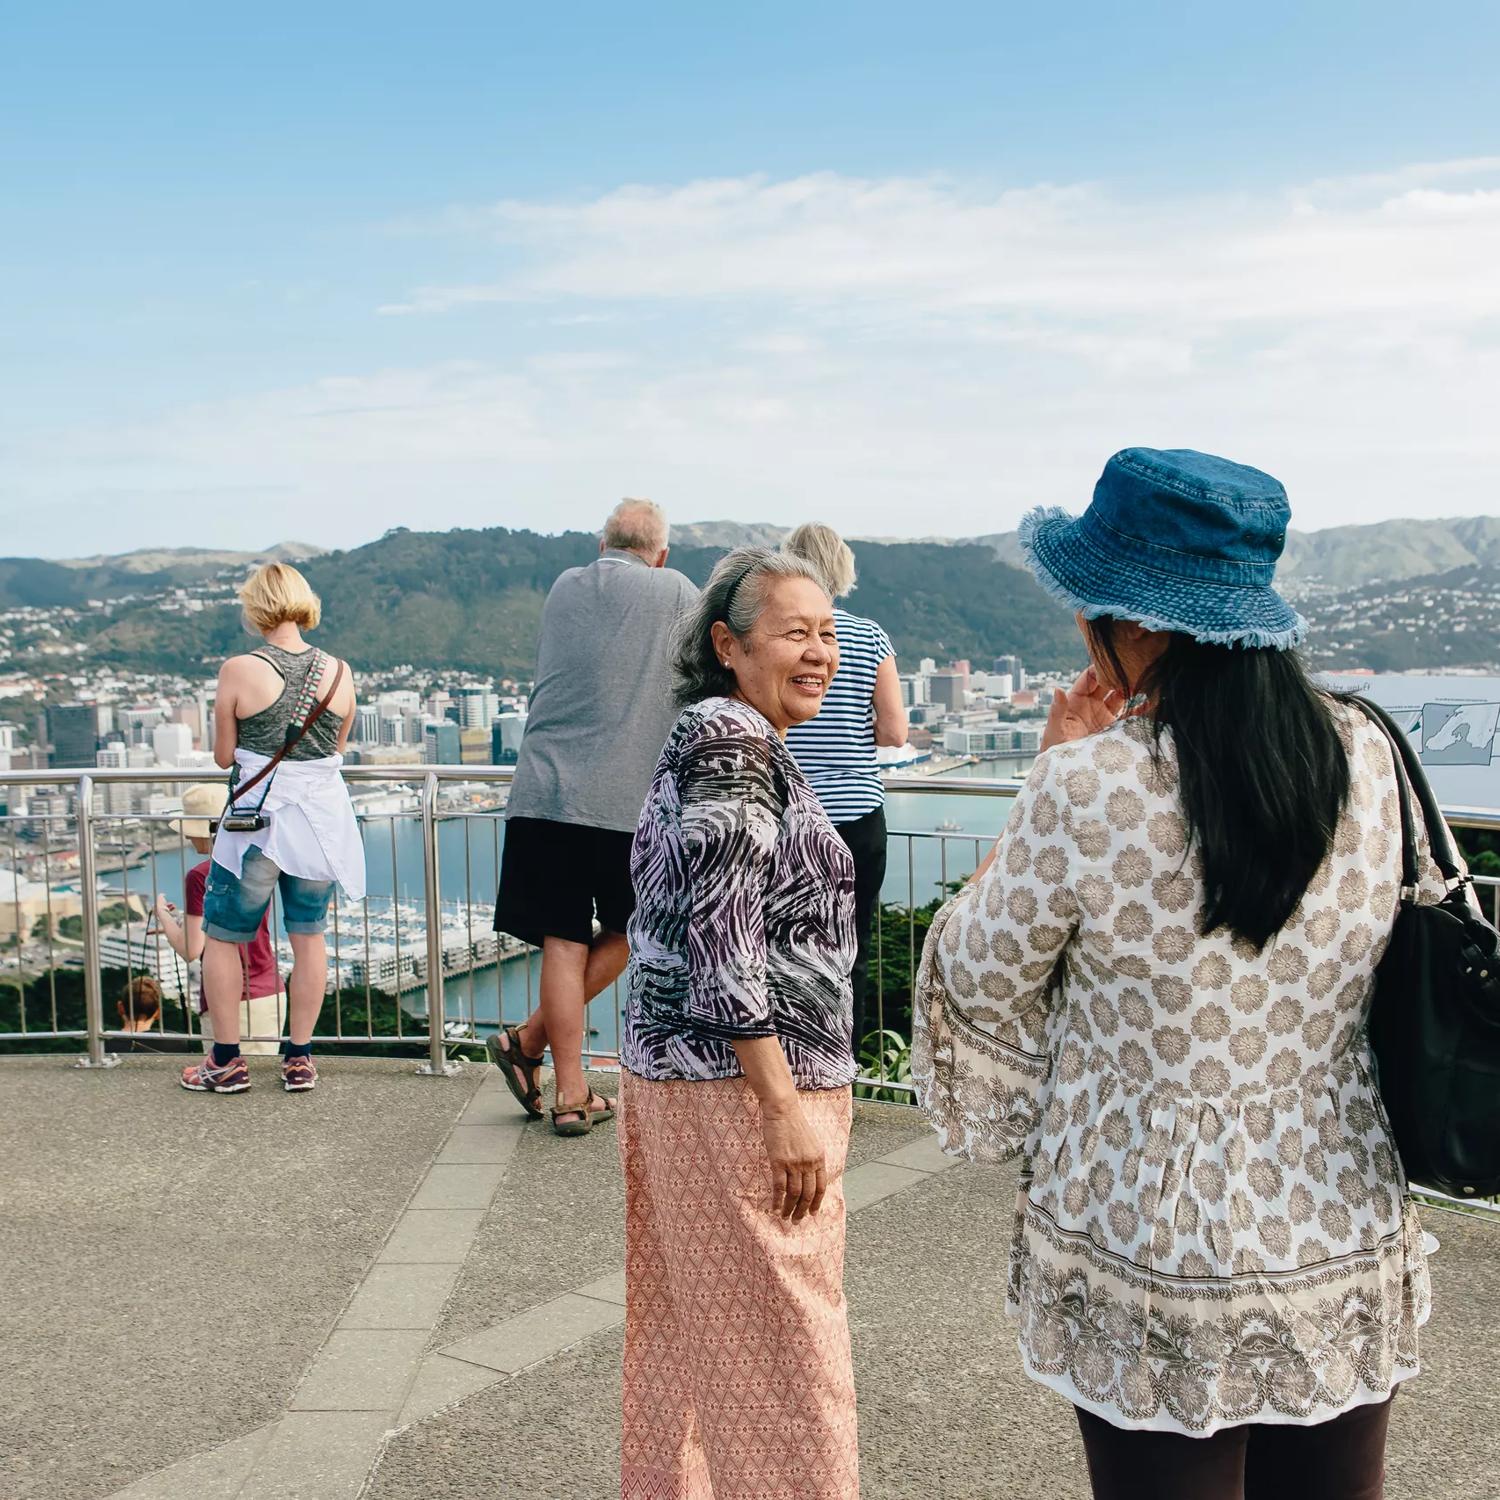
[94,765,1022,1051]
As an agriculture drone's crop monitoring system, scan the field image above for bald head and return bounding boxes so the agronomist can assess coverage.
[602,498,670,564]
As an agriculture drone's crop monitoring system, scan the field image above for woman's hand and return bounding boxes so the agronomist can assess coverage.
[1041,667,1124,750]
[761,1096,828,1221]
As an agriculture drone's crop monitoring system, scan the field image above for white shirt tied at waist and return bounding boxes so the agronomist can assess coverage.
[212,748,366,902]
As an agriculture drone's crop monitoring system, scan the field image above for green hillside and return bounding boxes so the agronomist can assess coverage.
[58,525,1083,678]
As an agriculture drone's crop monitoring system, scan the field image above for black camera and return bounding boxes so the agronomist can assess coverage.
[219,812,270,833]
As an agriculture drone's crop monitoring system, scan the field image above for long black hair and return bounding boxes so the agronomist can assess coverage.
[1084,620,1350,951]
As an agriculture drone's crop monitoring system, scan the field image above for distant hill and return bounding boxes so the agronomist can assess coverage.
[55,540,323,577]
[64,526,1081,677]
[0,541,325,610]
[10,516,1499,679]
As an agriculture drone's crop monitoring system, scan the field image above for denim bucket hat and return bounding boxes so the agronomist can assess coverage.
[1018,447,1308,650]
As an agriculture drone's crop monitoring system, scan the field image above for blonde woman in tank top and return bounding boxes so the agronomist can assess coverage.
[181,563,362,1096]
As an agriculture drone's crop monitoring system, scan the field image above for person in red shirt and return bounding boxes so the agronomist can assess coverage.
[154,783,285,1055]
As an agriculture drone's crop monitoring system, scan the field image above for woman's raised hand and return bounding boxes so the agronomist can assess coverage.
[761,1096,828,1220]
[1041,667,1124,750]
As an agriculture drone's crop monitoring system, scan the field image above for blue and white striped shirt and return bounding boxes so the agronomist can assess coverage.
[785,607,895,825]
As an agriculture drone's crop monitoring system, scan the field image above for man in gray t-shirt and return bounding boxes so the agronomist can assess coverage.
[490,498,697,1135]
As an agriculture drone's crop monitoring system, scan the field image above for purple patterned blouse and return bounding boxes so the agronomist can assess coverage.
[622,697,858,1090]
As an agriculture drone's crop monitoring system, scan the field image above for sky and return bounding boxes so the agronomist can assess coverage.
[4,1,1499,558]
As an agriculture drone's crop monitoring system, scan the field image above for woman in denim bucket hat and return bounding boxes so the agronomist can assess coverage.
[914,450,1453,1500]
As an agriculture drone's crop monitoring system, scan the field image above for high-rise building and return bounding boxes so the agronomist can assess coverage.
[492,711,527,764]
[379,715,407,747]
[95,745,132,816]
[171,698,200,745]
[47,704,98,768]
[458,687,490,729]
[927,665,970,714]
[423,722,461,765]
[120,705,166,746]
[898,674,930,708]
[994,655,1025,693]
[0,725,16,752]
[152,722,193,767]
[355,705,381,743]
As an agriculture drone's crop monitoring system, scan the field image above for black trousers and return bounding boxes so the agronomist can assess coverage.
[835,806,887,1052]
[1075,1396,1395,1500]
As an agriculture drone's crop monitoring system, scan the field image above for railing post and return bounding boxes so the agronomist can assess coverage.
[73,775,118,1070]
[417,771,459,1076]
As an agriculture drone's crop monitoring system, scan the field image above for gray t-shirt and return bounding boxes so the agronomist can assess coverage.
[506,550,698,833]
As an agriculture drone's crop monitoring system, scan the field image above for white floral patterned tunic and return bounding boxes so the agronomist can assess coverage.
[912,706,1449,1436]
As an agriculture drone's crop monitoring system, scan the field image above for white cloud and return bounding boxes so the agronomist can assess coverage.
[15,159,1500,552]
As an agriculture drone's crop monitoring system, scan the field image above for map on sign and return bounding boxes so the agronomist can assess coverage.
[1421,701,1500,767]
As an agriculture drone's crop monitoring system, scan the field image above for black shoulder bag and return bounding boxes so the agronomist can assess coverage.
[1350,696,1500,1198]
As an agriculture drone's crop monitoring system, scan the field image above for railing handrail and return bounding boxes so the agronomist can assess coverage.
[9,763,1498,831]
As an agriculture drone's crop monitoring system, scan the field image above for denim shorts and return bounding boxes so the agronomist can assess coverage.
[203,847,335,942]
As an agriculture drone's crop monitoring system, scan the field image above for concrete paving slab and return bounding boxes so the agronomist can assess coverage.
[435,1123,526,1164]
[363,1330,625,1500]
[340,1263,462,1330]
[397,1354,509,1428]
[441,1293,626,1375]
[878,1131,960,1175]
[0,1054,480,1500]
[377,1209,485,1264]
[103,1424,275,1499]
[842,1159,930,1213]
[290,1328,431,1412]
[426,1069,627,1351]
[238,1411,394,1500]
[409,1162,507,1209]
[575,1268,628,1306]
[458,1077,529,1127]
[844,1097,935,1168]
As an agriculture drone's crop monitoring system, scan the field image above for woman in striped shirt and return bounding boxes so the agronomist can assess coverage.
[783,524,908,1053]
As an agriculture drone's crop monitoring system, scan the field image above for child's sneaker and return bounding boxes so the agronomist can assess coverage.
[282,1055,318,1092]
[180,1056,251,1093]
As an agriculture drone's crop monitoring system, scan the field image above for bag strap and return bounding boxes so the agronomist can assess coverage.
[1346,695,1463,891]
[232,658,347,807]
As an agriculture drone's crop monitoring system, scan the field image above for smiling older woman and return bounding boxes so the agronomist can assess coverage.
[618,547,861,1500]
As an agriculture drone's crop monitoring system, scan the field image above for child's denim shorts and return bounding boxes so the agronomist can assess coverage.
[203,846,335,942]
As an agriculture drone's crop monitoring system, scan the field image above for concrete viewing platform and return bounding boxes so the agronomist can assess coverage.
[2,1053,1497,1500]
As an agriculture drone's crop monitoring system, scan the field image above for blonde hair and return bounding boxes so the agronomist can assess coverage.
[239,562,322,632]
[782,523,856,599]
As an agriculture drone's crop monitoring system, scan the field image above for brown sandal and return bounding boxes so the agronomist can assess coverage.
[550,1090,616,1138]
[486,1025,545,1120]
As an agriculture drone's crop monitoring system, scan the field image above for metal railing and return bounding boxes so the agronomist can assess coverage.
[4,764,1499,1099]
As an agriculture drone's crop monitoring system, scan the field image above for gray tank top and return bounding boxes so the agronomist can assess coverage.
[237,643,346,759]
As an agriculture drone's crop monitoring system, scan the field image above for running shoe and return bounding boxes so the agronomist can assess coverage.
[282,1055,318,1092]
[180,1056,251,1093]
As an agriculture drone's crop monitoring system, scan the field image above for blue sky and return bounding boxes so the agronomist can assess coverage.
[5,2,1499,556]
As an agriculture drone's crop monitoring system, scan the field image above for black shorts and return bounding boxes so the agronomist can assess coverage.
[494,817,637,948]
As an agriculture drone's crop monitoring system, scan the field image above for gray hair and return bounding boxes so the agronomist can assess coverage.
[673,546,828,707]
[602,497,668,556]
[782,522,857,598]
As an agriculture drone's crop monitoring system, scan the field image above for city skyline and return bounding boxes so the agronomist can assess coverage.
[5,4,1499,555]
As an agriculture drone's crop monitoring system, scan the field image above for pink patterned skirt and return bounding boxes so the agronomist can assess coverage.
[619,1072,859,1500]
